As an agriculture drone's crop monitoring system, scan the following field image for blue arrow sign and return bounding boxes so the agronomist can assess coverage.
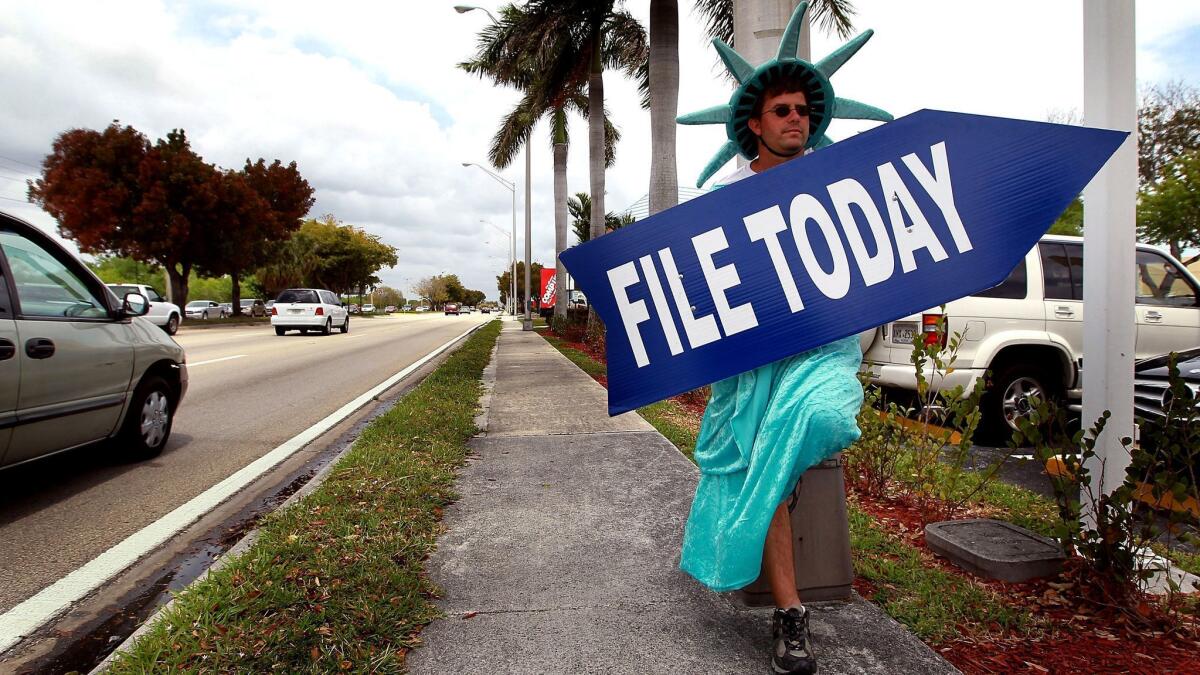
[560,109,1127,416]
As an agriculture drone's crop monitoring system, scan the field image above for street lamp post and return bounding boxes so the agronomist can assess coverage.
[482,219,515,314]
[462,162,518,317]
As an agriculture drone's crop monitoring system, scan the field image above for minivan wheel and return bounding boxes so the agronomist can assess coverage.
[275,326,286,336]
[340,317,349,334]
[118,375,175,461]
[164,314,180,335]
[322,319,332,336]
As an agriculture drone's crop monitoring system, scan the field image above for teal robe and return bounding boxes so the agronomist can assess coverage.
[680,335,864,592]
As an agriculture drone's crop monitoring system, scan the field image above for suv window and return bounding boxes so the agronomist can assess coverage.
[0,230,109,319]
[974,259,1027,299]
[1136,250,1199,307]
[278,289,319,304]
[1040,242,1082,300]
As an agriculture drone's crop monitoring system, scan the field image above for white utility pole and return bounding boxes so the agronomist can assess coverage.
[1081,1,1138,506]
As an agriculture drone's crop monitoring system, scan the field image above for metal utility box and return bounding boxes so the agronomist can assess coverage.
[738,455,854,605]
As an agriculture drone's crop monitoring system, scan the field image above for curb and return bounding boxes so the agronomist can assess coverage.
[89,320,493,673]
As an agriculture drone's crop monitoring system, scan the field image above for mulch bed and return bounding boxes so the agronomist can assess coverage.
[852,487,1200,674]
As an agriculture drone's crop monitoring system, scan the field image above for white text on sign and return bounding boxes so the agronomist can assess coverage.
[607,141,973,368]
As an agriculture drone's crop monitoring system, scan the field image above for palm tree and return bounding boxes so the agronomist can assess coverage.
[569,192,635,244]
[461,2,641,318]
[648,0,679,217]
[511,1,646,249]
[694,0,856,49]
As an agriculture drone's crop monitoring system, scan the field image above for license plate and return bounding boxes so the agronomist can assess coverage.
[288,308,305,314]
[891,322,918,345]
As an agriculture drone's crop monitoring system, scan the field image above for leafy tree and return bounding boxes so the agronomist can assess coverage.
[497,261,544,307]
[1049,198,1083,237]
[372,285,406,308]
[463,289,487,306]
[86,255,162,287]
[28,123,312,309]
[1139,82,1200,190]
[199,159,313,314]
[28,124,223,306]
[414,275,449,309]
[1139,150,1200,266]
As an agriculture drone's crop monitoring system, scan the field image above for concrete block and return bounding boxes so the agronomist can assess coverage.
[925,519,1066,582]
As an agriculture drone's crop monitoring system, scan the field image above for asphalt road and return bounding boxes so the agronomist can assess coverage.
[0,312,492,614]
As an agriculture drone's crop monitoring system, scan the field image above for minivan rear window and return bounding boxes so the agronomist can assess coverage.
[277,289,319,304]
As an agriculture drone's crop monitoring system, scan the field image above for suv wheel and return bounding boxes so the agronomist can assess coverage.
[118,375,175,460]
[983,363,1058,443]
[164,314,180,335]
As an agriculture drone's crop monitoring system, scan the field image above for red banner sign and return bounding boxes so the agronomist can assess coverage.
[539,268,557,308]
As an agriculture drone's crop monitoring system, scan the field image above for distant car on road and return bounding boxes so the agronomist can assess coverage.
[185,300,225,320]
[106,283,183,335]
[385,305,396,313]
[240,299,267,317]
[444,303,460,315]
[415,306,429,312]
[480,306,491,314]
[271,288,349,336]
[362,303,376,314]
[348,303,360,314]
[1,210,188,468]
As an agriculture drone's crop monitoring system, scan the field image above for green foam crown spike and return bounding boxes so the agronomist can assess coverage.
[677,2,892,187]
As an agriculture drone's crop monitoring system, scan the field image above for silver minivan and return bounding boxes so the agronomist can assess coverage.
[0,211,188,469]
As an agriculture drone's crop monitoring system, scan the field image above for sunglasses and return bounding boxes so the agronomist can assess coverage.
[760,104,811,119]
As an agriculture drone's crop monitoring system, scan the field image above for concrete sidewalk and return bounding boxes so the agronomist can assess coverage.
[408,320,959,674]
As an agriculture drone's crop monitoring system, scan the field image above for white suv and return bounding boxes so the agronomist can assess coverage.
[271,288,349,336]
[862,235,1200,439]
[107,283,182,335]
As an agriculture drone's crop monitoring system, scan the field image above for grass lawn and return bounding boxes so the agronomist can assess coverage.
[106,321,501,673]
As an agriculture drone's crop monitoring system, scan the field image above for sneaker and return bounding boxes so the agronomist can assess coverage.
[771,606,817,674]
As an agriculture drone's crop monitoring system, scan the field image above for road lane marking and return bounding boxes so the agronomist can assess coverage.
[188,355,247,367]
[0,320,491,655]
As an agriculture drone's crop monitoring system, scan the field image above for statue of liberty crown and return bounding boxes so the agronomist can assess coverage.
[678,1,893,187]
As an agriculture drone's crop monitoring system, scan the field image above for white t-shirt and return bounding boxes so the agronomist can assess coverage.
[712,163,756,189]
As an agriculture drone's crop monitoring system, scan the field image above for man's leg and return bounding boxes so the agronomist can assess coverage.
[764,496,817,674]
[763,498,801,609]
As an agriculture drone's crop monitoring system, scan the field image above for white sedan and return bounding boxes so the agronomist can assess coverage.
[185,300,226,320]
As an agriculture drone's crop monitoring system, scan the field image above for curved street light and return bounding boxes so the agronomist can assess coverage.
[462,163,519,317]
[481,219,516,315]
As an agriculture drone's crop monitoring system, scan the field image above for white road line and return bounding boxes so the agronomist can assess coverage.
[0,321,489,655]
[188,354,247,367]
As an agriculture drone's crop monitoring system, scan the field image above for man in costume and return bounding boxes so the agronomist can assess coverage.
[675,4,891,673]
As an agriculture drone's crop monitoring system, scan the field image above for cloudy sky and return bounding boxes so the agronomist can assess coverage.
[1,1,1198,300]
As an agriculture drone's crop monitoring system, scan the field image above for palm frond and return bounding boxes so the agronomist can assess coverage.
[693,0,732,45]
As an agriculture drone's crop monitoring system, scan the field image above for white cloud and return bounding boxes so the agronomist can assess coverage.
[0,0,1195,300]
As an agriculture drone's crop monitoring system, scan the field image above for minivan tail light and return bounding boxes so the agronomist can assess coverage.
[922,313,947,349]
[315,307,324,316]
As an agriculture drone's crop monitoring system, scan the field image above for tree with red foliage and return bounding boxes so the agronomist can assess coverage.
[196,159,314,314]
[29,123,313,310]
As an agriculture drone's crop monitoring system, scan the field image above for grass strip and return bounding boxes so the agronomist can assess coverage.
[538,331,699,461]
[107,320,501,674]
[848,505,1037,642]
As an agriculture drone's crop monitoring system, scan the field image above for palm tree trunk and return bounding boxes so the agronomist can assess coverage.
[649,0,679,217]
[588,27,606,242]
[553,111,569,319]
